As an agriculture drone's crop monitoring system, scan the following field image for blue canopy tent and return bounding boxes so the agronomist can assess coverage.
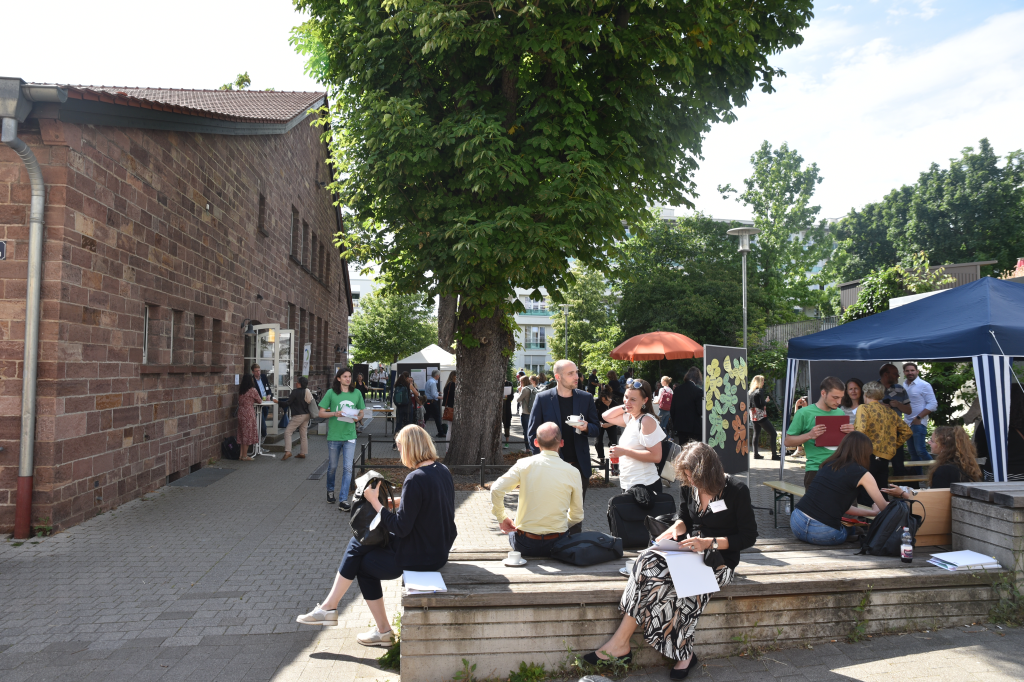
[782,277,1024,482]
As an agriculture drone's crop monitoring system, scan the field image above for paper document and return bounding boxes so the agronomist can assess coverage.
[928,550,1001,571]
[647,548,720,599]
[404,571,448,594]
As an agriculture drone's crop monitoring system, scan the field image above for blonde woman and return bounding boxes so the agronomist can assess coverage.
[297,425,458,646]
[584,442,757,679]
[884,425,982,496]
[655,376,674,434]
[749,375,777,460]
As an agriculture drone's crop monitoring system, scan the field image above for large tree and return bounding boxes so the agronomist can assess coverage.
[292,0,813,464]
[547,262,615,370]
[718,141,829,322]
[349,289,437,364]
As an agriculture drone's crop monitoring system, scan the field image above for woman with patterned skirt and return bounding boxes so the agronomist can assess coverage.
[584,442,757,679]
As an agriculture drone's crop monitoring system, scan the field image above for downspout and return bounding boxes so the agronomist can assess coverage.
[1,80,67,538]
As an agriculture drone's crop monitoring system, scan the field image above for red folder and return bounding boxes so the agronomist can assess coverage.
[815,416,849,448]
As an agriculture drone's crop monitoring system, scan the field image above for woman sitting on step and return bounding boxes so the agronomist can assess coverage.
[583,442,757,680]
[296,425,457,646]
[791,431,889,545]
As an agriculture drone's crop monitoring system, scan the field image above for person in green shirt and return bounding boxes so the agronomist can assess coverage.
[320,367,365,511]
[785,376,854,487]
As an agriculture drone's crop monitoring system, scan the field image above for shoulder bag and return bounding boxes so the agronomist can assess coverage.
[350,472,396,547]
[307,389,320,419]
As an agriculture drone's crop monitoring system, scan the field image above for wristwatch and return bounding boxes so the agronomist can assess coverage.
[711,538,719,551]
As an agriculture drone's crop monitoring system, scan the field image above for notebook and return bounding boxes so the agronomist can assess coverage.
[814,415,849,448]
[404,571,448,594]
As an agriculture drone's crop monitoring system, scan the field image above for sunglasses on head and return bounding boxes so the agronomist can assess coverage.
[627,379,644,390]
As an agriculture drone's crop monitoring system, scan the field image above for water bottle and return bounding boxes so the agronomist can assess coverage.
[900,527,913,563]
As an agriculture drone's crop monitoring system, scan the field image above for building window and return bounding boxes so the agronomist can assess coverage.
[211,318,222,366]
[302,221,310,269]
[310,233,318,275]
[325,254,331,288]
[194,315,207,365]
[526,326,546,349]
[318,242,325,281]
[142,305,151,364]
[290,207,300,258]
[257,193,267,236]
[288,303,296,332]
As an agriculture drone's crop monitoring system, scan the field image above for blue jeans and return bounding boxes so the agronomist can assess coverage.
[327,439,356,500]
[906,424,932,461]
[790,508,850,546]
[508,530,568,557]
[659,411,672,434]
[338,536,401,601]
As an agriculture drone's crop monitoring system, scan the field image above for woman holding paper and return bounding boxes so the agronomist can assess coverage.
[296,425,457,646]
[584,442,756,679]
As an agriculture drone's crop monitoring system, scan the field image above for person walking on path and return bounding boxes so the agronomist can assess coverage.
[527,359,600,534]
[516,375,537,448]
[879,363,912,477]
[320,367,365,509]
[282,376,315,460]
[491,422,584,557]
[749,375,777,460]
[296,425,457,644]
[785,376,854,488]
[236,375,261,461]
[583,442,757,679]
[671,367,704,445]
[903,362,938,462]
[424,370,444,437]
[441,372,456,442]
[655,376,674,436]
[392,372,415,446]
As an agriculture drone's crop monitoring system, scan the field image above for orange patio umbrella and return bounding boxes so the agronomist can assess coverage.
[610,331,703,361]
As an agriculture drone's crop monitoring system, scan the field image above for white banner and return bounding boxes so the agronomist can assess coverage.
[302,343,311,376]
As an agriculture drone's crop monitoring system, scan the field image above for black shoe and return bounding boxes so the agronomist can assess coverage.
[338,501,351,512]
[771,454,781,461]
[327,491,336,504]
[582,649,632,666]
[670,653,698,680]
[753,454,764,459]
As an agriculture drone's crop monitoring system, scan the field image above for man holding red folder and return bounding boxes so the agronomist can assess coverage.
[785,376,854,487]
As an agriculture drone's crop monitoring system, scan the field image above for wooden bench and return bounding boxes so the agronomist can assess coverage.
[763,481,805,528]
[890,475,929,484]
[399,543,1002,681]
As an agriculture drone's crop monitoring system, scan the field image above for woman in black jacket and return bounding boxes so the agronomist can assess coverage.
[584,442,757,679]
[296,425,458,646]
[749,375,778,460]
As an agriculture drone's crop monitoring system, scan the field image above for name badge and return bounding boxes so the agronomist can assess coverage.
[709,500,728,513]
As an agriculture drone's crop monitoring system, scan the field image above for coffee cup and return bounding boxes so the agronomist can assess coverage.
[625,558,636,572]
[507,550,523,564]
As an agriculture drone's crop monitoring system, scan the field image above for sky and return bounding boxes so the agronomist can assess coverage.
[4,0,1023,222]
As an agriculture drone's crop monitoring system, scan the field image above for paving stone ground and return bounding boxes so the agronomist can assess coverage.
[3,415,1019,682]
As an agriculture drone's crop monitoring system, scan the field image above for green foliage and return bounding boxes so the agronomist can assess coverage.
[747,341,787,420]
[548,262,615,368]
[377,613,402,671]
[579,325,628,379]
[719,141,830,321]
[615,214,762,351]
[349,288,437,364]
[291,0,814,326]
[219,72,251,91]
[822,139,1024,302]
[919,362,975,426]
[840,253,955,323]
[452,658,476,682]
[988,552,1024,627]
[848,585,872,642]
[507,661,546,682]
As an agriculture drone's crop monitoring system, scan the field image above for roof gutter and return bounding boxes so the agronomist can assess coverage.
[0,78,67,539]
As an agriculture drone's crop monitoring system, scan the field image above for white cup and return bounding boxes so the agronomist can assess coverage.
[507,550,523,564]
[625,558,636,572]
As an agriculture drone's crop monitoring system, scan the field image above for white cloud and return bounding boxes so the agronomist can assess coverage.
[689,9,1024,221]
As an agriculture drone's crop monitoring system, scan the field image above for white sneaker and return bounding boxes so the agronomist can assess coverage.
[296,604,338,625]
[356,626,394,647]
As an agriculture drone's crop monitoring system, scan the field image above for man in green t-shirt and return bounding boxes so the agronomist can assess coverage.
[785,375,853,487]
[319,368,366,510]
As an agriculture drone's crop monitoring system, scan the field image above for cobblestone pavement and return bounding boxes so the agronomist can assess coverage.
[3,415,1007,682]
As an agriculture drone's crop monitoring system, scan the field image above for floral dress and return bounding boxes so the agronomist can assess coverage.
[237,387,262,446]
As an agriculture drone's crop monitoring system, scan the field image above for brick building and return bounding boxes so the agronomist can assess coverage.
[0,80,353,533]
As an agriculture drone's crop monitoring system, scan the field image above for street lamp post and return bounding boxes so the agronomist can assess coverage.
[726,226,761,349]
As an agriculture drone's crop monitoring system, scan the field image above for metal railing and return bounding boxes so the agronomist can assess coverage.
[758,316,839,347]
[524,342,546,349]
[518,309,551,316]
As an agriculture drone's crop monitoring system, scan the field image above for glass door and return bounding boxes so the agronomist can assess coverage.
[254,324,281,434]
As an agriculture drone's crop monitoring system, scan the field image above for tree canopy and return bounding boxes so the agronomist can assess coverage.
[547,262,615,370]
[292,0,814,462]
[348,289,437,364]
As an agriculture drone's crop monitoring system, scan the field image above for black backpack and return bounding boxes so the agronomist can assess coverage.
[551,531,623,566]
[221,437,240,460]
[857,498,925,556]
[394,385,410,406]
[350,474,396,547]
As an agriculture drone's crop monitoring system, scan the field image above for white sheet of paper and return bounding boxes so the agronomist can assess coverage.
[368,510,381,531]
[709,500,728,513]
[404,570,447,593]
[929,550,999,567]
[650,549,720,599]
[234,374,239,385]
[652,538,685,552]
[503,386,512,397]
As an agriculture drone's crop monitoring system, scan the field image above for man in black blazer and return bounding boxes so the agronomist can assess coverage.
[671,366,704,445]
[527,359,600,533]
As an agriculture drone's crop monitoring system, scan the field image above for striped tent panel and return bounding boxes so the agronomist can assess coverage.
[972,355,1012,482]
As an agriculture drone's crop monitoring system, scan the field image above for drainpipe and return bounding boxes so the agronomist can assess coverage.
[1,79,66,538]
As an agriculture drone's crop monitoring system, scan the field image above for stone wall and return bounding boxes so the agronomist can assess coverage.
[0,112,349,532]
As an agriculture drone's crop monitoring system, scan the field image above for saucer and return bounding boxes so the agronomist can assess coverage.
[619,567,630,576]
[565,419,585,427]
[503,558,528,567]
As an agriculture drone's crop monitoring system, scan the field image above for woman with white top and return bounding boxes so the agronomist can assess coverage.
[655,376,674,435]
[602,378,666,495]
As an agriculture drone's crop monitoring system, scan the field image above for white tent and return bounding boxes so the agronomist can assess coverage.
[392,344,457,388]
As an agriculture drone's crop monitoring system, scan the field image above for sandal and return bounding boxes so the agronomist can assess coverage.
[296,454,306,458]
[239,455,254,461]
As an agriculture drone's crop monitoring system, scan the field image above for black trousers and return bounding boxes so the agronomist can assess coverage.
[595,425,619,459]
[859,454,891,506]
[424,400,444,435]
[890,445,907,477]
[753,418,777,457]
[676,430,701,445]
[568,460,589,535]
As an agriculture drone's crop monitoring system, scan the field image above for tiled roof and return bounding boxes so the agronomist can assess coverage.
[63,86,326,124]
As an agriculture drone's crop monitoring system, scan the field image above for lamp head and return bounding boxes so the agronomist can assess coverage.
[726,226,761,253]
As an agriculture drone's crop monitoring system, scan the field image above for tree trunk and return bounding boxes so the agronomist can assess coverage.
[437,295,458,353]
[445,305,513,466]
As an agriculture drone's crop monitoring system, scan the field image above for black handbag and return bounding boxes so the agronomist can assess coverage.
[550,531,623,566]
[350,475,396,547]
